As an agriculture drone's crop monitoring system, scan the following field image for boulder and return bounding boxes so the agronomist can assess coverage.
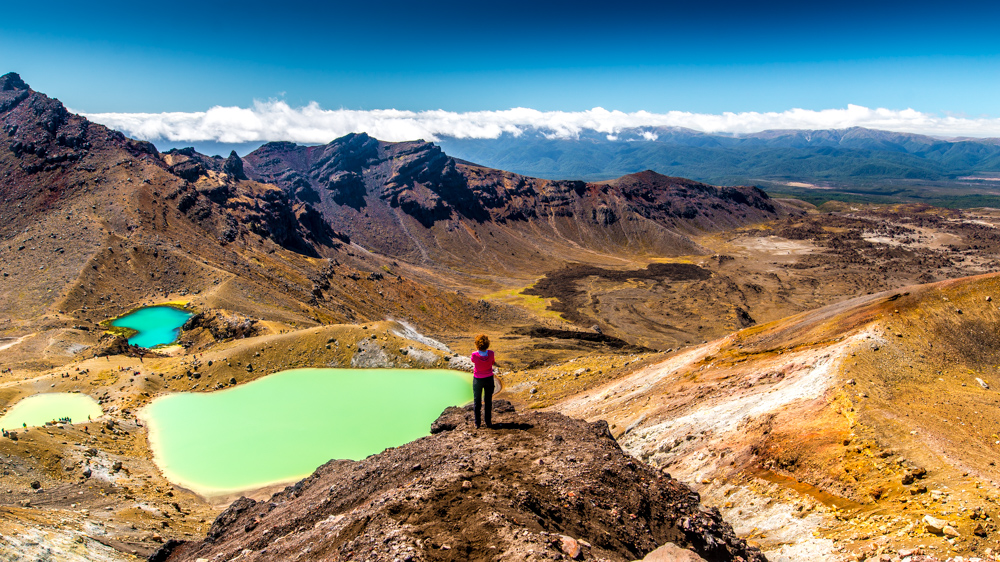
[924,515,948,535]
[560,535,583,559]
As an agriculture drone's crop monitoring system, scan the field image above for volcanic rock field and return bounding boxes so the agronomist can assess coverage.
[5,72,1000,561]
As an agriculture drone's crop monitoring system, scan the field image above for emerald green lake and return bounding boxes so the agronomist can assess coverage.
[142,368,473,496]
[0,393,102,430]
[110,306,193,348]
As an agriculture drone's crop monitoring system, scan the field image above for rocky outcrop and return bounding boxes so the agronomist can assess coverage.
[2,71,89,173]
[241,133,799,268]
[0,72,157,176]
[182,310,258,341]
[223,150,247,181]
[153,402,764,562]
[88,333,132,357]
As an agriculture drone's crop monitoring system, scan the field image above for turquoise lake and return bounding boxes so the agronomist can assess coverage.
[110,306,193,348]
[141,368,473,496]
[0,393,102,430]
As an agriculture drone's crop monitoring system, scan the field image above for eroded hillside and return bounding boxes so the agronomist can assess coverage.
[555,273,1000,561]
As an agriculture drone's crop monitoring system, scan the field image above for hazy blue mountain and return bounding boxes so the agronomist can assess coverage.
[436,126,1000,186]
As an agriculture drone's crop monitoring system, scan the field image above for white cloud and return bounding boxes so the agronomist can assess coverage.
[81,101,1000,145]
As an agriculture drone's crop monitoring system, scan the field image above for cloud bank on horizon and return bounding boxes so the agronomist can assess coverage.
[82,101,1000,145]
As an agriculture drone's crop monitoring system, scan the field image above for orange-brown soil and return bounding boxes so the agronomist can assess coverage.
[7,73,1000,561]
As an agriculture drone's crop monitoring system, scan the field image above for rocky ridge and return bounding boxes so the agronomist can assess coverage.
[153,402,764,562]
[243,134,799,268]
[0,72,503,339]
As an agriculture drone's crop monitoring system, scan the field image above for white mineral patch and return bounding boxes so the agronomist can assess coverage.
[350,339,392,368]
[711,485,833,548]
[400,345,438,366]
[626,349,839,454]
[388,319,449,351]
[448,355,474,372]
[555,328,876,562]
[0,525,128,562]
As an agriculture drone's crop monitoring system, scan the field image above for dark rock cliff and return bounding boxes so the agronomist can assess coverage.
[243,133,800,267]
[153,402,765,562]
[0,73,342,257]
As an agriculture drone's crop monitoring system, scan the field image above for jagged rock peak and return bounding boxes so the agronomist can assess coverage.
[223,150,247,181]
[337,131,371,142]
[259,140,300,151]
[165,146,198,157]
[0,72,28,91]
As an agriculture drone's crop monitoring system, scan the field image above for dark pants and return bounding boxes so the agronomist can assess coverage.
[473,375,494,428]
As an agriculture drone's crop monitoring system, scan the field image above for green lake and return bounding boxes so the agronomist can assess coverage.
[110,305,193,348]
[142,368,473,496]
[0,393,102,430]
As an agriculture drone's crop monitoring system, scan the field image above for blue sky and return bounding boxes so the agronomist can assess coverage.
[2,0,998,115]
[3,0,1000,146]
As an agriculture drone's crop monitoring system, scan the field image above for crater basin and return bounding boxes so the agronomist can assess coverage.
[110,305,193,348]
[141,368,473,496]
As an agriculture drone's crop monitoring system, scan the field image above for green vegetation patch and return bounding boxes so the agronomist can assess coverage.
[484,285,567,322]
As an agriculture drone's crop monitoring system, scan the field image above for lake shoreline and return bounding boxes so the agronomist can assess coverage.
[141,367,473,498]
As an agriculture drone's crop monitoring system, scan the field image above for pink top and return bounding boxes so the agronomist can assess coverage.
[471,349,495,378]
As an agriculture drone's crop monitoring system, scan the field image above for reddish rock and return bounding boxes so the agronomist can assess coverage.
[560,535,582,559]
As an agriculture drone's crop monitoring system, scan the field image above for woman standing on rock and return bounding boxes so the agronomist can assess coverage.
[471,334,496,429]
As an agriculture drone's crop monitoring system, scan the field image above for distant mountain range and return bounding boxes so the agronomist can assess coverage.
[434,127,1000,207]
[436,127,1000,183]
[156,126,1000,207]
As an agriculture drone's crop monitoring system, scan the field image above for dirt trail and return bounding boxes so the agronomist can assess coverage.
[0,334,33,352]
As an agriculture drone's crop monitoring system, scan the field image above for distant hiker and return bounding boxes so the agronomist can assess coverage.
[471,334,496,429]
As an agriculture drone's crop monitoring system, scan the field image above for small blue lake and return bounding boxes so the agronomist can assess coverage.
[110,306,193,348]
